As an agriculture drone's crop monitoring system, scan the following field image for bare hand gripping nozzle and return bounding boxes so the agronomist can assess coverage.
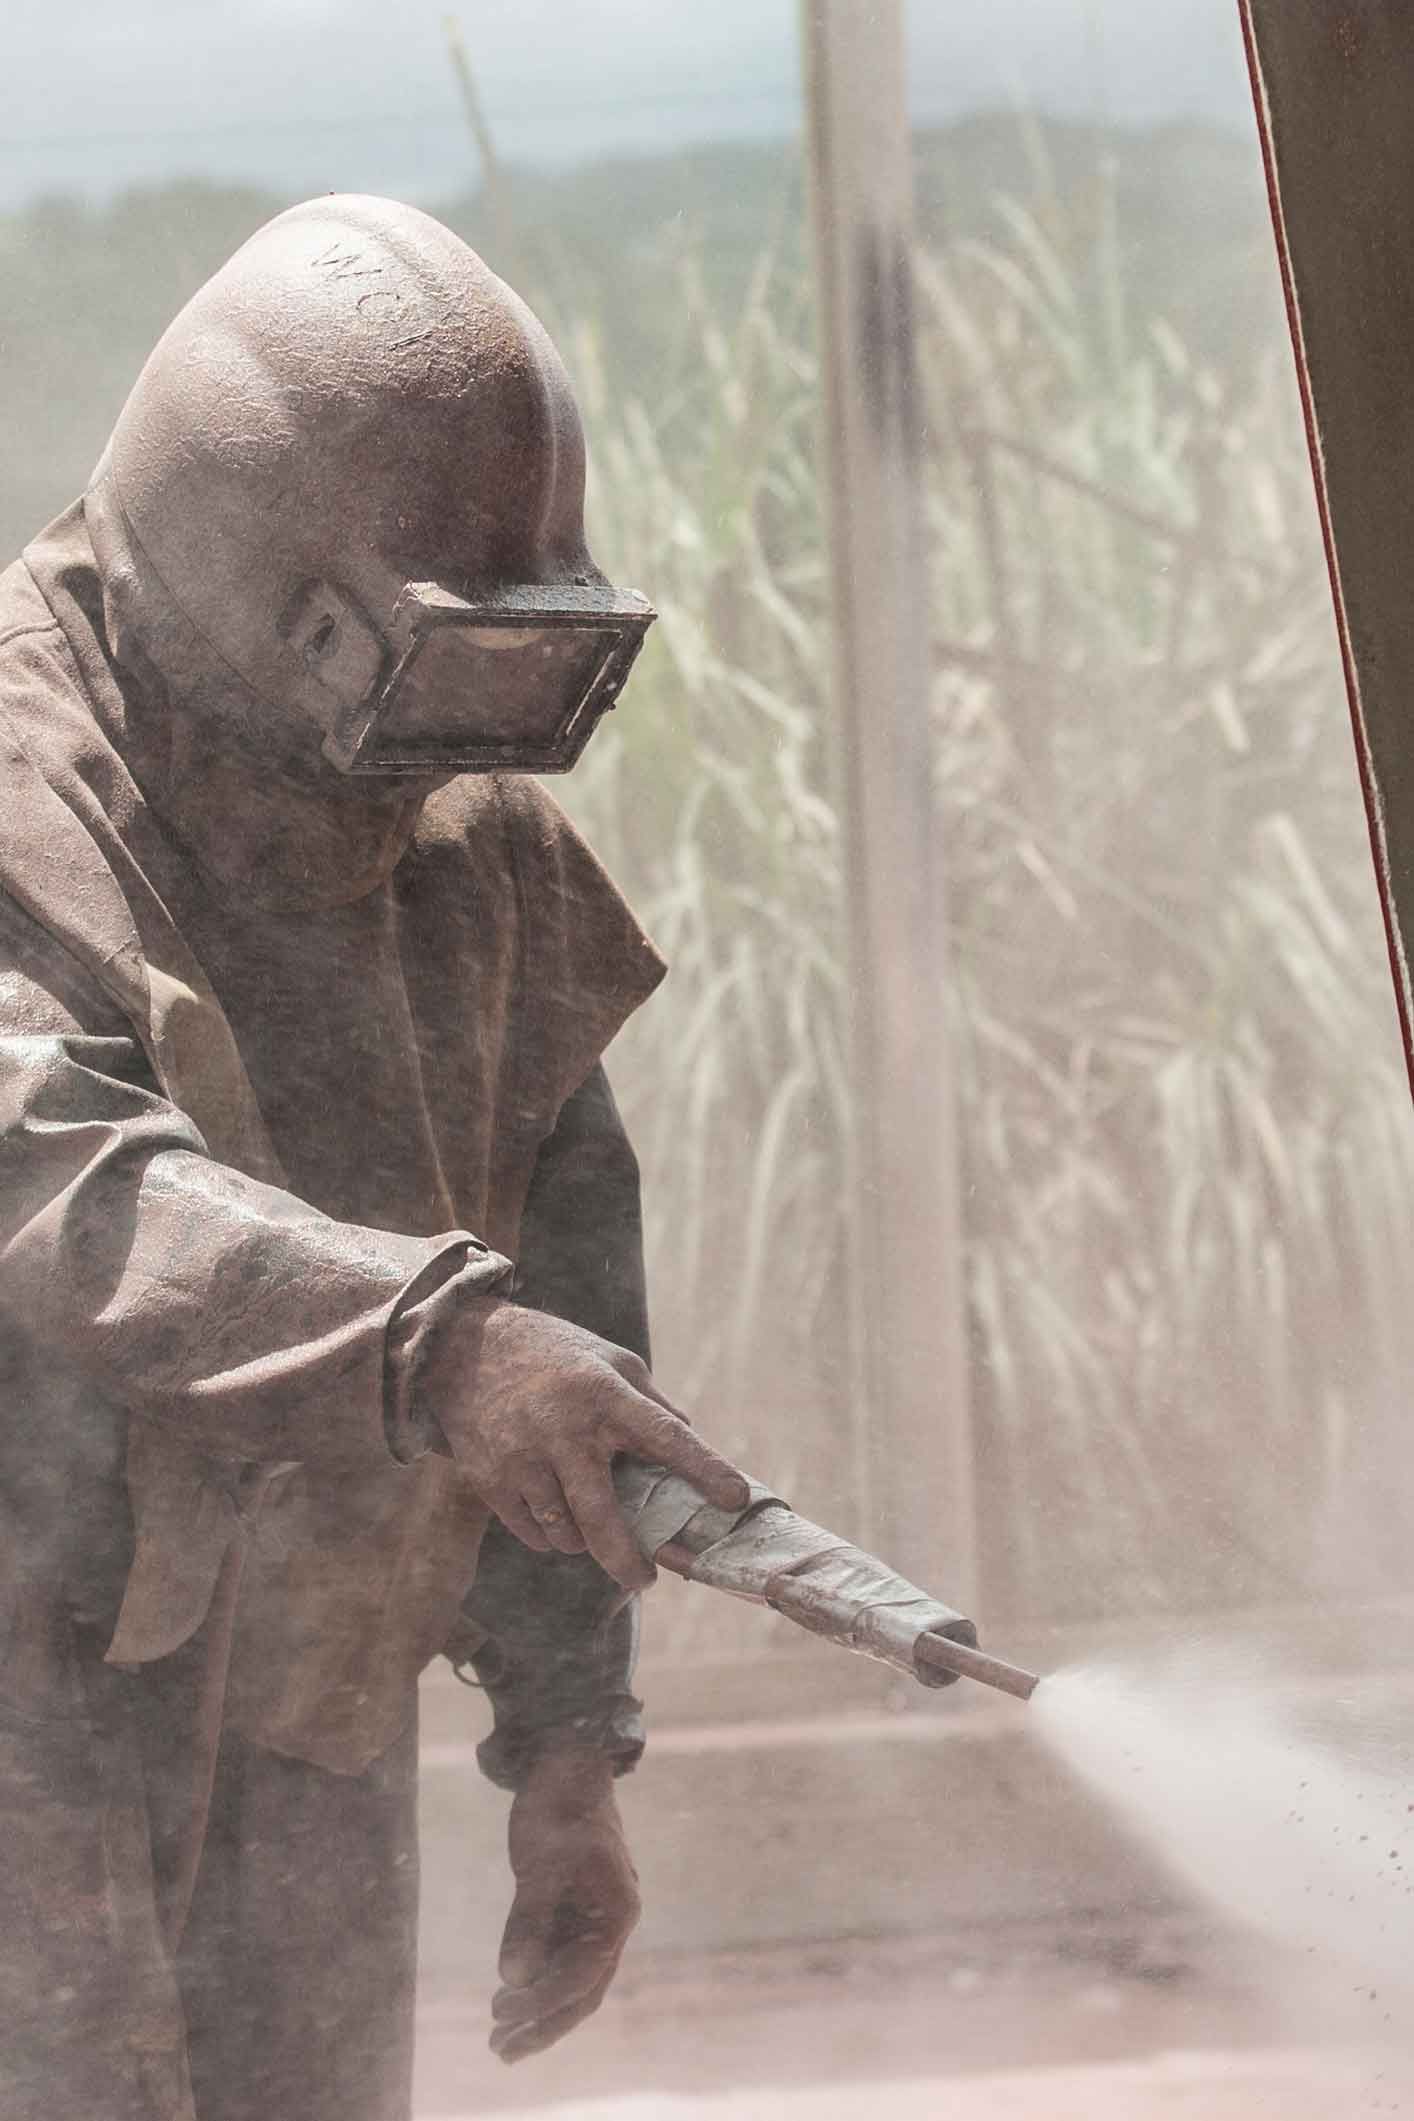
[612,1462,1040,1702]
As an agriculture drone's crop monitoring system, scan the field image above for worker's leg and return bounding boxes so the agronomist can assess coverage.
[0,1651,193,2121]
[177,1715,421,2121]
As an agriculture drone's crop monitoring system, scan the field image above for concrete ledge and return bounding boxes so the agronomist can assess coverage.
[412,1903,1295,2116]
[417,1688,1172,1995]
[417,1592,1414,1992]
[413,1597,1414,2113]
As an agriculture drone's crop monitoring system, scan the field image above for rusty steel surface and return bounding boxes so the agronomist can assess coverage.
[1240,0,1414,1096]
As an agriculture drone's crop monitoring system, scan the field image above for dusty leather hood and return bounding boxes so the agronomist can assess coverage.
[83,463,425,913]
[1,503,667,1773]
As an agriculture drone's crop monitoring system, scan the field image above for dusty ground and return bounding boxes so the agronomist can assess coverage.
[414,1622,1414,2117]
[425,2058,1406,2119]
[414,1910,1414,2118]
[429,2063,1405,2121]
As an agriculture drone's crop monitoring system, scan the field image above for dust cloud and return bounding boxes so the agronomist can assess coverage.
[1033,1658,1414,2044]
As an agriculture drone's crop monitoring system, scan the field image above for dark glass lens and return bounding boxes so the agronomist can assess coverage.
[375,623,615,758]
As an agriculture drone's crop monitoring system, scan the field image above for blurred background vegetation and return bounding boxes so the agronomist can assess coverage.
[5,113,1413,1635]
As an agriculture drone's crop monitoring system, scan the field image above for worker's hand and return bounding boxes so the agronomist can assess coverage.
[433,1299,749,1589]
[490,1747,640,2065]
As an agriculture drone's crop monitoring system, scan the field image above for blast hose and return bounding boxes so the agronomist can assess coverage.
[612,1461,1039,1702]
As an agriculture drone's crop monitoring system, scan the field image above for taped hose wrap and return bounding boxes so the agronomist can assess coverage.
[613,1463,977,1688]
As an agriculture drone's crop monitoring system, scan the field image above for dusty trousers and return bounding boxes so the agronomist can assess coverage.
[0,503,660,2121]
[177,1725,421,2121]
[0,1622,423,2121]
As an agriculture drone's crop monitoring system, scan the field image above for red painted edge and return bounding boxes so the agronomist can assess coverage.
[1236,0,1414,1108]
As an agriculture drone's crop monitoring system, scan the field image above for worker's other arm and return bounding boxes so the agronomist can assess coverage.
[0,893,747,1560]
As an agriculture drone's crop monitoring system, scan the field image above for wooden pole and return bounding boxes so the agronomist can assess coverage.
[799,0,974,1600]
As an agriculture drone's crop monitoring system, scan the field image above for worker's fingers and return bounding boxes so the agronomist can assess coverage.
[497,1888,559,1992]
[491,1924,620,2027]
[515,1466,586,1555]
[490,1965,617,2065]
[609,1397,750,1514]
[558,1456,656,1590]
[488,1493,553,1555]
[490,1972,615,2064]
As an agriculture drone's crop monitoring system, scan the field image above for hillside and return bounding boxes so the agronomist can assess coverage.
[0,113,1277,567]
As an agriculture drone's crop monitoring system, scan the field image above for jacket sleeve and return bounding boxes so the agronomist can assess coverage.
[448,1063,650,1788]
[0,893,512,1472]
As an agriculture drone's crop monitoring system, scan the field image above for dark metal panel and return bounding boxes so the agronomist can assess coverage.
[1240,0,1414,1091]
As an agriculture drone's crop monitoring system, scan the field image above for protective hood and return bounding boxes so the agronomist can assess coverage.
[84,193,651,906]
[85,465,423,910]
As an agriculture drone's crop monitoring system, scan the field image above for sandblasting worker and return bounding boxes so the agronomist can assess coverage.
[0,193,748,2121]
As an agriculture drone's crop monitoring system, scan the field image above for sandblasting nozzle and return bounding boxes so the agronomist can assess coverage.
[614,1460,1042,1701]
[914,1631,1041,1700]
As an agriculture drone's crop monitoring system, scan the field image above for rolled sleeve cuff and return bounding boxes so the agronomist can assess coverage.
[447,1594,646,1791]
[384,1236,514,1464]
[475,1696,647,1793]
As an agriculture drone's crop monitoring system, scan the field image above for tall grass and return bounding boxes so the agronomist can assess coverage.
[552,165,1414,1635]
[6,156,1402,1644]
[920,176,1414,1620]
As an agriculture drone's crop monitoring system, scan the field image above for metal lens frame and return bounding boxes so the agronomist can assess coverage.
[325,580,656,775]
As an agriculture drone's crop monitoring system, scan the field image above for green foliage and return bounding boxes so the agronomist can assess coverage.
[549,246,850,1526]
[550,152,1414,1628]
[914,189,1414,1617]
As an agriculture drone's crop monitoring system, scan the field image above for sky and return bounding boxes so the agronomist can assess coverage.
[2,0,1256,210]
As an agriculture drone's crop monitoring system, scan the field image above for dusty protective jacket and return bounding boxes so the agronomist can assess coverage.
[0,502,664,2118]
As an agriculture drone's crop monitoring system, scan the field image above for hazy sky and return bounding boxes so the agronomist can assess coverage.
[4,0,1255,209]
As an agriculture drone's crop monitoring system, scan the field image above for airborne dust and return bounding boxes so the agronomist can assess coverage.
[1032,1657,1414,2057]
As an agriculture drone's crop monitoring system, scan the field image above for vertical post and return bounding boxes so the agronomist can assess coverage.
[800,0,974,1599]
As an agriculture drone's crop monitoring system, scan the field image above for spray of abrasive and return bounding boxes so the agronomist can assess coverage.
[1033,1658,1414,2027]
[615,1463,1414,2050]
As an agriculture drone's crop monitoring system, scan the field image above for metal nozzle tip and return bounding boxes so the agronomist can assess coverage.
[915,1632,1041,1700]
